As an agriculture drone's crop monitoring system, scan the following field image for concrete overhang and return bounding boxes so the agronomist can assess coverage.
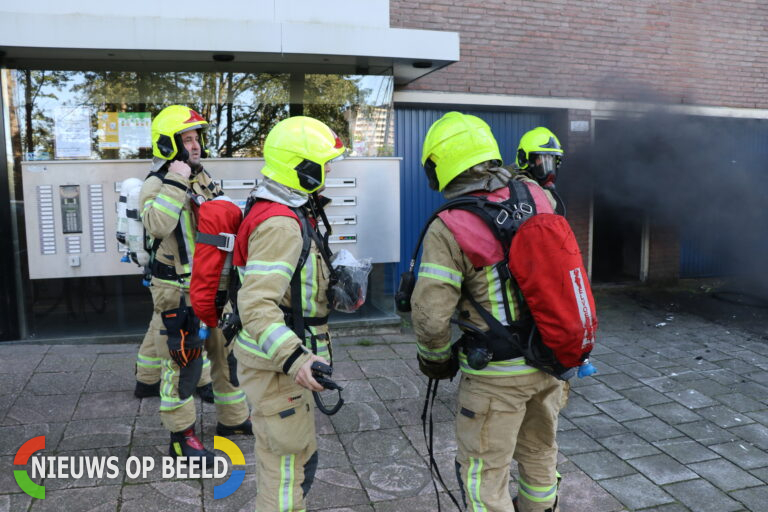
[0,13,459,84]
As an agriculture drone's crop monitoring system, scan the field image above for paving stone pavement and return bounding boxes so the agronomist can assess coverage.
[1,288,767,511]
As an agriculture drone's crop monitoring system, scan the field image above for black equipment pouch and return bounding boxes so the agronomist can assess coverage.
[227,351,239,387]
[220,311,242,344]
[395,269,416,313]
[161,297,204,369]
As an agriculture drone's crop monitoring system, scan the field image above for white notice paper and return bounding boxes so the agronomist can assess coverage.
[54,107,91,159]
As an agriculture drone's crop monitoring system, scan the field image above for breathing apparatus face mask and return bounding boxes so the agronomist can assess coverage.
[530,153,559,186]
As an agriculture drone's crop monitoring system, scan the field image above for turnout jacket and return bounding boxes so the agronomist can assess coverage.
[234,212,331,378]
[411,175,556,377]
[139,167,222,285]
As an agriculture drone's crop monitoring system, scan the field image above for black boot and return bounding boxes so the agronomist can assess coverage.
[134,381,160,399]
[168,427,215,468]
[196,383,214,403]
[216,418,253,437]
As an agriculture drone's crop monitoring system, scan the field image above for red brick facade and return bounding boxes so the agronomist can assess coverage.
[392,0,768,109]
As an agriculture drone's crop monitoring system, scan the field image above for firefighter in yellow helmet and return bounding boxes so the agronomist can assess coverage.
[138,105,251,466]
[411,112,563,512]
[232,115,345,511]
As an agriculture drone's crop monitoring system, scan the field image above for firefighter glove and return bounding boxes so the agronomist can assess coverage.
[417,354,459,381]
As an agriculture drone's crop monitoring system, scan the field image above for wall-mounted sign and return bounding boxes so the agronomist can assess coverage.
[118,112,152,150]
[97,112,119,149]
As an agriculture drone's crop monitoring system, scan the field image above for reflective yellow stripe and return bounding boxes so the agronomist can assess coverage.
[279,454,295,511]
[467,457,486,512]
[243,260,295,280]
[159,359,193,411]
[519,477,558,503]
[419,262,462,288]
[459,353,538,376]
[417,342,451,361]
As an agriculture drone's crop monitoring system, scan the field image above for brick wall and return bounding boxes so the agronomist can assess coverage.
[648,223,680,282]
[392,0,768,109]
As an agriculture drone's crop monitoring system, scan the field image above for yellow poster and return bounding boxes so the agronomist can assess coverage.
[97,112,119,149]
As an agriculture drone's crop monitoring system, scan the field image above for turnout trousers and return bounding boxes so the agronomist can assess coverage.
[237,366,318,512]
[148,280,249,432]
[455,371,562,512]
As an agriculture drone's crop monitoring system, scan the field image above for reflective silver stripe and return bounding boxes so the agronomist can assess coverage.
[467,457,486,512]
[519,477,557,503]
[137,355,162,368]
[213,390,247,404]
[279,454,295,511]
[150,195,182,217]
[202,356,211,368]
[159,359,193,411]
[301,255,316,317]
[236,330,269,359]
[418,262,462,288]
[179,209,195,273]
[259,324,295,357]
[485,266,509,326]
[417,342,451,362]
[243,260,295,280]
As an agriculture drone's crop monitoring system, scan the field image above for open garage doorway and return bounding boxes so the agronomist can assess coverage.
[591,119,646,283]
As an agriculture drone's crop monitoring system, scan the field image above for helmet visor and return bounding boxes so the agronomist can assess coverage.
[539,154,557,175]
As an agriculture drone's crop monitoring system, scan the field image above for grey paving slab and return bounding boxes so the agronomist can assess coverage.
[568,450,636,480]
[708,440,768,470]
[663,479,743,512]
[346,345,400,361]
[356,457,433,502]
[383,398,453,426]
[0,423,67,456]
[125,445,180,484]
[594,373,640,391]
[685,378,734,397]
[599,433,661,460]
[570,382,623,403]
[91,353,136,372]
[729,423,768,450]
[651,438,718,464]
[120,480,202,512]
[626,454,698,485]
[687,458,763,492]
[357,360,416,378]
[201,469,258,511]
[58,417,134,451]
[595,399,653,422]
[329,401,399,433]
[132,415,168,447]
[401,421,456,455]
[613,362,663,379]
[619,386,672,407]
[646,402,703,424]
[23,371,90,396]
[558,469,625,512]
[84,370,135,393]
[666,388,720,409]
[331,361,364,381]
[334,379,377,404]
[0,493,33,512]
[0,455,29,494]
[598,474,675,510]
[0,395,14,424]
[694,405,755,429]
[0,373,30,397]
[0,355,44,375]
[675,420,738,446]
[556,429,603,456]
[639,376,687,393]
[43,446,130,491]
[560,396,601,419]
[339,428,419,464]
[316,433,348,470]
[745,409,768,424]
[730,485,768,512]
[369,375,424,401]
[72,391,139,420]
[307,466,373,509]
[36,353,95,373]
[29,484,120,512]
[2,393,79,426]
[571,414,629,439]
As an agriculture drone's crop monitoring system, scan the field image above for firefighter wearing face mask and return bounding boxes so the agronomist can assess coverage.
[233,116,344,511]
[411,113,563,512]
[139,105,252,466]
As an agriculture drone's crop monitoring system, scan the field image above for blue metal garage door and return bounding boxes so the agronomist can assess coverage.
[394,107,551,277]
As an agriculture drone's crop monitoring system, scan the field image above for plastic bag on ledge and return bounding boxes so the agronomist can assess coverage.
[330,249,373,313]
